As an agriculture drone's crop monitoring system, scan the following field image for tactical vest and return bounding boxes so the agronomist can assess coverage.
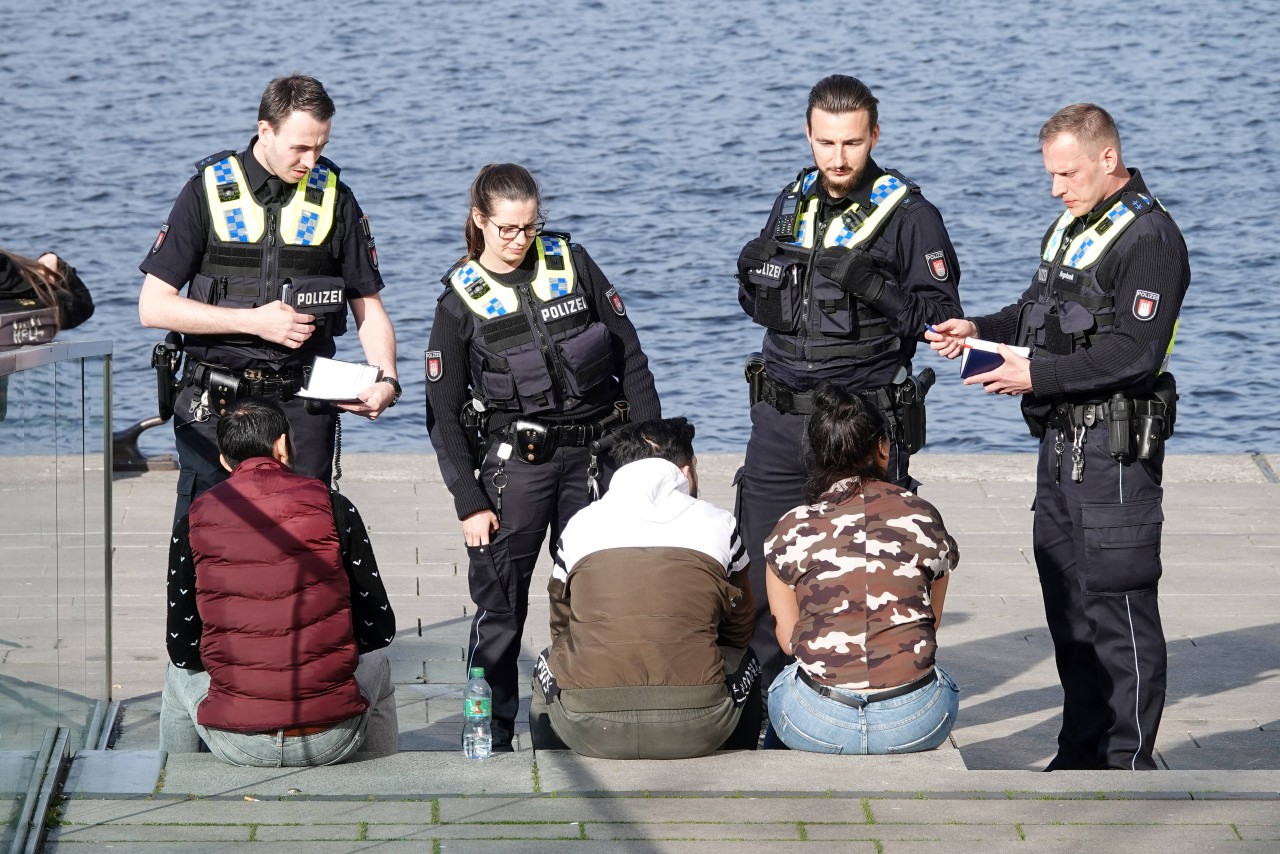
[447,234,615,415]
[186,151,346,368]
[749,168,917,363]
[1018,191,1178,363]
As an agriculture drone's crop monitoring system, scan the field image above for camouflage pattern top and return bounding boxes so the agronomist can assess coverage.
[766,476,959,690]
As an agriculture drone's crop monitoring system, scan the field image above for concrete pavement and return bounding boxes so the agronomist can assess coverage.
[45,451,1280,851]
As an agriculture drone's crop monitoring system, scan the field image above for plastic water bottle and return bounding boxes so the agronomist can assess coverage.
[463,666,493,759]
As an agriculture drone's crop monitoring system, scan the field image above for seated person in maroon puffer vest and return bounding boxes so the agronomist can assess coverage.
[159,396,398,767]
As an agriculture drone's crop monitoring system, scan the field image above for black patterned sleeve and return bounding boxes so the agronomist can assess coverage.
[166,515,204,671]
[332,492,397,653]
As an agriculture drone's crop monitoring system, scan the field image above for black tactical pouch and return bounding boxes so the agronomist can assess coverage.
[509,419,556,465]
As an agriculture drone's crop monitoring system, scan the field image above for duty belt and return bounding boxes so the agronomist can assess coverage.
[797,667,937,710]
[760,374,894,416]
[184,360,306,399]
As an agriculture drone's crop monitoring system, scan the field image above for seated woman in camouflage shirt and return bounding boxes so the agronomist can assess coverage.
[764,382,960,754]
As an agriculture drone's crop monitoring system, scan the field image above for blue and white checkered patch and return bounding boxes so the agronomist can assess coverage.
[295,210,320,245]
[458,265,482,286]
[548,277,570,297]
[213,159,236,186]
[1069,238,1095,267]
[801,172,818,193]
[306,165,329,191]
[540,236,563,256]
[225,209,249,242]
[869,176,903,206]
[484,298,507,317]
[831,225,856,247]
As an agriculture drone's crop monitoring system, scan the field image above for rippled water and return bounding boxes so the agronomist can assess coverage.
[3,0,1277,456]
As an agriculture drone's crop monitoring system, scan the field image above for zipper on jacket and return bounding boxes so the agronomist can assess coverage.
[515,281,569,399]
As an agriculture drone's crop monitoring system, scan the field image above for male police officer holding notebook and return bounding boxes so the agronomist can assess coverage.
[139,74,399,521]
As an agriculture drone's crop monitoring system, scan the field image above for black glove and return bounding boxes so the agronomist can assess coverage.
[814,247,884,303]
[736,237,779,279]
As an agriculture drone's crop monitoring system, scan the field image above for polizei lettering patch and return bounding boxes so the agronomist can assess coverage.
[1133,290,1160,321]
[541,295,587,323]
[293,289,344,308]
[151,224,169,254]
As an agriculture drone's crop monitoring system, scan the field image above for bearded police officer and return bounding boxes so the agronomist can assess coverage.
[139,75,399,522]
[928,104,1189,770]
[736,74,963,695]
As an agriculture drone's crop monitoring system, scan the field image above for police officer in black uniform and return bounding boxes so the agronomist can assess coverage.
[140,75,398,522]
[425,163,660,751]
[928,104,1189,770]
[736,75,962,694]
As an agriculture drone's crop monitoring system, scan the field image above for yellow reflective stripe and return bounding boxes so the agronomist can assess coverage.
[1159,318,1179,373]
[530,235,576,302]
[1041,210,1074,264]
[783,173,910,251]
[1047,197,1153,271]
[203,156,265,243]
[823,175,910,249]
[450,261,520,318]
[791,197,821,249]
[278,164,338,246]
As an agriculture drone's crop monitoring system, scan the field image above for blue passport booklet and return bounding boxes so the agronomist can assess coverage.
[960,338,1031,379]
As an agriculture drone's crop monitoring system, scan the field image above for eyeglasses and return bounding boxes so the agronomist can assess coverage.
[490,219,544,241]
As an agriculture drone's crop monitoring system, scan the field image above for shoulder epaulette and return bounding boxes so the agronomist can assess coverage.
[194,149,237,173]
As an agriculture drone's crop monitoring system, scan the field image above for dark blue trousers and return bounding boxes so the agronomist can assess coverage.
[1034,422,1167,770]
[464,442,610,749]
[737,402,913,694]
[172,382,337,523]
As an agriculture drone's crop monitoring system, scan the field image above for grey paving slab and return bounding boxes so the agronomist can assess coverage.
[583,821,803,840]
[868,797,1280,825]
[363,823,586,841]
[437,842,867,853]
[535,749,967,795]
[1237,824,1280,840]
[59,799,433,825]
[62,749,165,796]
[437,795,871,824]
[158,752,537,797]
[50,844,437,853]
[1018,824,1242,844]
[49,824,252,842]
[804,822,1023,841]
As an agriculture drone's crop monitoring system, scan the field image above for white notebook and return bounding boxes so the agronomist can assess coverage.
[297,356,381,402]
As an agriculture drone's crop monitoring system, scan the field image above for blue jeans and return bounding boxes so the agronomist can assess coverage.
[159,651,398,767]
[767,662,959,754]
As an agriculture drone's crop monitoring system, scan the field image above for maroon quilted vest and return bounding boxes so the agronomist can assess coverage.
[188,457,367,731]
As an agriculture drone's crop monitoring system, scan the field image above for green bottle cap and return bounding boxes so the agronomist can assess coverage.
[469,667,485,678]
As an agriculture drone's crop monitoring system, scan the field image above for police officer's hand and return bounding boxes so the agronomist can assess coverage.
[462,510,499,547]
[736,237,779,278]
[336,379,398,420]
[925,318,977,360]
[252,301,316,348]
[815,247,883,302]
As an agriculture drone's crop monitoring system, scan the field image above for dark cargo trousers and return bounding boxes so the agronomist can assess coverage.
[172,383,337,523]
[465,443,606,750]
[1033,422,1167,770]
[736,401,913,693]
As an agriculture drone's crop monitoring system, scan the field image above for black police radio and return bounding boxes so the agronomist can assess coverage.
[774,191,802,242]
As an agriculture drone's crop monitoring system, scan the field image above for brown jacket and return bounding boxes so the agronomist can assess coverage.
[547,459,752,692]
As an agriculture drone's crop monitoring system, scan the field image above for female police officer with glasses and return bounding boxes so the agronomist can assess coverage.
[426,163,661,751]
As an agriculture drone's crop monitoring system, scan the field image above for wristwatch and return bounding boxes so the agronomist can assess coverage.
[378,376,402,406]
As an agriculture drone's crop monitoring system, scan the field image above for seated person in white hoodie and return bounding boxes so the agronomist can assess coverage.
[528,417,761,758]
